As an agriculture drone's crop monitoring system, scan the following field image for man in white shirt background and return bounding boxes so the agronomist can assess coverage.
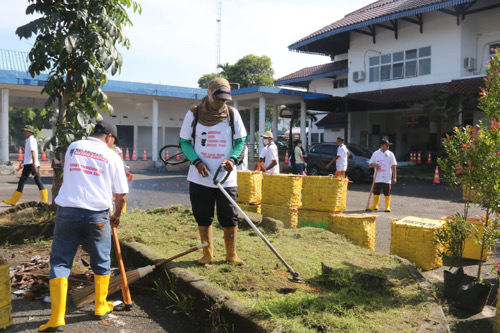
[259,131,279,174]
[325,136,350,178]
[367,139,398,212]
[3,125,47,206]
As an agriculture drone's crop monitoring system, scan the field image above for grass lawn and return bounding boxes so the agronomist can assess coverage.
[119,205,432,333]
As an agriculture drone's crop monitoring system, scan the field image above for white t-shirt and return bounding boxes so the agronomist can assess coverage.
[336,144,349,171]
[264,142,280,174]
[24,135,39,166]
[55,137,129,211]
[259,145,267,159]
[294,146,304,165]
[179,108,247,188]
[369,149,397,184]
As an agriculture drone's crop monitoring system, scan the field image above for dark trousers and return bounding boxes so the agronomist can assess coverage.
[189,182,238,227]
[17,164,45,192]
[373,183,391,196]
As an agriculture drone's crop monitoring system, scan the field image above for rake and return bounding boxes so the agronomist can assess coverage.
[71,242,208,307]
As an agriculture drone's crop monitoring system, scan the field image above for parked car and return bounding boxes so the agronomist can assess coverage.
[306,143,374,181]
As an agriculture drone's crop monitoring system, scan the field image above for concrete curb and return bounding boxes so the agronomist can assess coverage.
[394,256,451,333]
[120,241,271,333]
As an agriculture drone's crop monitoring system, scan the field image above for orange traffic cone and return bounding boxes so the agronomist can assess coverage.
[165,149,170,160]
[41,151,47,161]
[132,148,137,161]
[176,148,181,160]
[411,151,415,162]
[125,148,130,161]
[433,166,440,184]
[284,150,289,164]
[417,151,421,164]
[427,152,432,163]
[17,146,23,161]
[142,148,147,160]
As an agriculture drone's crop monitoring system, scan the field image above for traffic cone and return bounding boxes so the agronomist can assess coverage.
[417,151,421,164]
[284,150,289,164]
[176,148,181,160]
[41,151,47,161]
[132,148,137,161]
[410,151,414,162]
[165,149,170,160]
[433,166,440,184]
[118,148,123,160]
[125,148,130,161]
[142,148,147,160]
[17,146,23,161]
[427,152,432,163]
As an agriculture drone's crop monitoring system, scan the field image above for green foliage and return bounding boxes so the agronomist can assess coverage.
[438,49,500,280]
[8,107,55,145]
[424,88,477,125]
[16,0,142,153]
[198,54,275,89]
[434,214,475,269]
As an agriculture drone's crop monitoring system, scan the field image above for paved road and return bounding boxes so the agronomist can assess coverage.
[0,170,497,332]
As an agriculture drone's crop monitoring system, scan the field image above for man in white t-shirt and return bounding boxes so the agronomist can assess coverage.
[179,78,247,266]
[367,139,397,212]
[39,121,129,332]
[3,125,47,206]
[260,131,280,174]
[325,136,350,178]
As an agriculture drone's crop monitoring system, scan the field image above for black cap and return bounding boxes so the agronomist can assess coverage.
[94,121,119,146]
[380,139,392,145]
[213,86,232,101]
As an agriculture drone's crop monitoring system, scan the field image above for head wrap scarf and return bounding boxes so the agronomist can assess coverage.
[190,78,231,127]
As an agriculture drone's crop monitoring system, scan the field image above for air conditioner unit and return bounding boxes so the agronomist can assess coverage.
[464,57,476,71]
[353,70,365,82]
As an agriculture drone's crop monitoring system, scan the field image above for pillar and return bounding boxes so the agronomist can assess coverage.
[152,99,159,162]
[272,104,278,141]
[258,96,266,155]
[0,89,9,164]
[300,101,307,150]
[249,108,255,161]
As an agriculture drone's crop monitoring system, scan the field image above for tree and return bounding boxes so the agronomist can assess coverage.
[198,54,275,89]
[15,0,141,199]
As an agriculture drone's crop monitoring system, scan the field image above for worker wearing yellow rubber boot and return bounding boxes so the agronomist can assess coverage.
[39,122,129,331]
[3,125,47,206]
[368,139,397,213]
[179,78,247,266]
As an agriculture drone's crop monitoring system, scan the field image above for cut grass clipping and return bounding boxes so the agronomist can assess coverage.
[119,205,432,333]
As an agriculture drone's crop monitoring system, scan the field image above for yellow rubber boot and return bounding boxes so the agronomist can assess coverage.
[3,190,22,206]
[40,189,48,202]
[223,226,244,265]
[385,195,391,212]
[369,194,380,211]
[122,202,127,214]
[94,274,114,319]
[197,226,213,265]
[38,277,67,332]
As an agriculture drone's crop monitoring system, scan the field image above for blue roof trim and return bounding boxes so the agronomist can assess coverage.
[275,68,349,85]
[0,69,207,100]
[289,0,474,51]
[230,85,331,100]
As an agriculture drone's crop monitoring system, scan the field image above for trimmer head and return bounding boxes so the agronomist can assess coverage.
[288,272,304,284]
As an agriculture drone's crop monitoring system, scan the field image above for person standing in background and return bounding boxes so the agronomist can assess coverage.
[325,136,350,178]
[292,139,306,175]
[367,139,397,212]
[260,131,279,174]
[3,125,47,206]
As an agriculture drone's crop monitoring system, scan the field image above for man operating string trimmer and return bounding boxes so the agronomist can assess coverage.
[179,77,247,266]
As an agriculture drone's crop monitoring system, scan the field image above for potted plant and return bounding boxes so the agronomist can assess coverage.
[438,48,500,313]
[434,213,474,299]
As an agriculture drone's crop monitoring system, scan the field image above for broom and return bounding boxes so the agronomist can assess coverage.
[365,169,378,211]
[71,242,208,308]
[111,224,133,309]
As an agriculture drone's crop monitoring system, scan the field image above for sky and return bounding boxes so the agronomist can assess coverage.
[0,0,374,88]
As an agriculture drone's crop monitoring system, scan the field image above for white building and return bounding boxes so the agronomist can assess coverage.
[275,0,500,159]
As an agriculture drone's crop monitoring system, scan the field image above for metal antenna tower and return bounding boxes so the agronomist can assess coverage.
[216,0,221,72]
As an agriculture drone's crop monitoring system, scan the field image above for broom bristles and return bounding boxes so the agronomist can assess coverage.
[71,269,143,308]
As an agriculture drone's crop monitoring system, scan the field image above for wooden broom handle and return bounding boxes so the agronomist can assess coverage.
[111,224,133,305]
[154,243,209,267]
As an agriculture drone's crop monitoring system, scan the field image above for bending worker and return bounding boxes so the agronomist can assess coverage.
[39,121,128,332]
[179,77,247,265]
[367,139,397,212]
[3,125,47,205]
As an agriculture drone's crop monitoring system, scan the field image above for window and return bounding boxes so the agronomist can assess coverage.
[369,46,432,82]
[333,78,348,89]
[490,42,500,57]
